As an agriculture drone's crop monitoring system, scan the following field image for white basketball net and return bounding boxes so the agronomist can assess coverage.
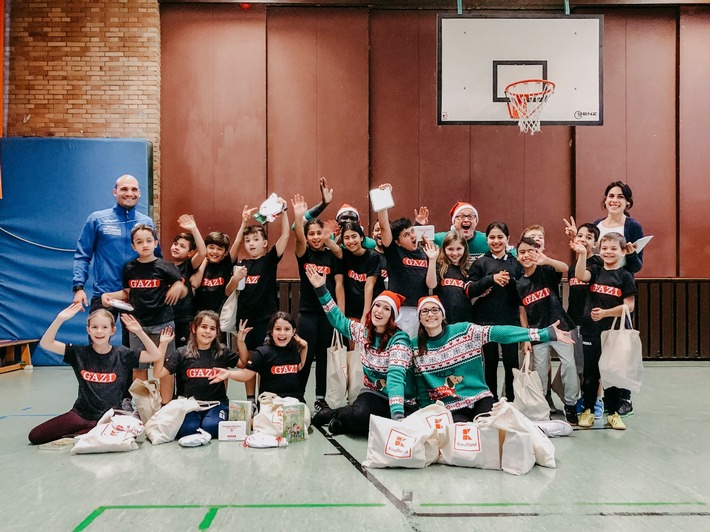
[505,80,555,135]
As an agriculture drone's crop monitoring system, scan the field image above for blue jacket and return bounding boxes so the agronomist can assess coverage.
[73,205,157,297]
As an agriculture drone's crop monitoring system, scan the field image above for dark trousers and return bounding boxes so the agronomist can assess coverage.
[582,336,622,414]
[297,311,334,398]
[177,403,229,439]
[333,392,392,436]
[451,396,495,423]
[28,410,97,445]
[483,342,519,401]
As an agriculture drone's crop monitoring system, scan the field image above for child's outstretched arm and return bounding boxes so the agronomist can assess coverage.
[209,366,257,384]
[165,280,188,306]
[101,288,130,308]
[295,334,308,370]
[121,314,163,363]
[177,214,207,269]
[192,258,208,289]
[274,197,291,257]
[423,238,439,289]
[376,184,394,248]
[591,296,635,321]
[226,265,247,297]
[536,252,569,273]
[572,241,592,282]
[235,319,253,366]
[321,220,343,259]
[152,326,175,378]
[39,302,84,355]
[291,194,309,258]
[230,205,259,263]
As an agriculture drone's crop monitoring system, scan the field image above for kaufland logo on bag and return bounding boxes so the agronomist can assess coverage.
[384,428,415,459]
[425,412,452,431]
[453,424,481,452]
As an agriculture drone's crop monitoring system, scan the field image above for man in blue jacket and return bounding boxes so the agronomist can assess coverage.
[72,174,158,316]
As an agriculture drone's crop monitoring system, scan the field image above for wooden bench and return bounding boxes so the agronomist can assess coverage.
[0,339,38,374]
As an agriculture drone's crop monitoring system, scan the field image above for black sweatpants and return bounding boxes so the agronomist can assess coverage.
[451,396,495,423]
[297,310,335,398]
[582,335,622,414]
[334,391,392,436]
[483,342,519,401]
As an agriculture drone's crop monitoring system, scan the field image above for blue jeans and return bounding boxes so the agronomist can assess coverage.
[176,403,228,439]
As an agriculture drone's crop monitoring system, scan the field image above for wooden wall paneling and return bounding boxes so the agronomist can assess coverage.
[679,8,710,277]
[573,11,628,235]
[647,281,661,358]
[636,281,649,356]
[369,11,420,223]
[624,9,676,278]
[686,281,698,357]
[417,11,472,234]
[267,8,319,278]
[701,283,710,358]
[675,281,687,358]
[660,281,674,357]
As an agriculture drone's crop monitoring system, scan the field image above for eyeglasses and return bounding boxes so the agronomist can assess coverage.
[419,307,442,316]
[455,214,476,221]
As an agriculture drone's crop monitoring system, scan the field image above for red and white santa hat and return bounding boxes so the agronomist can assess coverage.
[336,204,360,220]
[372,290,405,322]
[449,201,479,225]
[416,295,446,318]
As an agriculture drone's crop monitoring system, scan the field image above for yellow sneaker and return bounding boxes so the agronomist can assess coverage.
[578,409,595,428]
[607,413,626,430]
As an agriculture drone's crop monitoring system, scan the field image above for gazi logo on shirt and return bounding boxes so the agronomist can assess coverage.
[522,287,551,306]
[80,370,117,383]
[569,277,588,286]
[271,364,299,375]
[453,424,482,452]
[129,279,160,289]
[202,278,225,287]
[305,264,331,275]
[348,270,366,282]
[441,278,465,288]
[590,284,622,297]
[186,368,219,379]
[402,257,427,268]
[384,428,415,459]
[245,275,260,284]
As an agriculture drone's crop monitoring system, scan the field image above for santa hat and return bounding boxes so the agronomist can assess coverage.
[417,295,446,318]
[336,204,360,220]
[372,291,405,322]
[449,202,478,225]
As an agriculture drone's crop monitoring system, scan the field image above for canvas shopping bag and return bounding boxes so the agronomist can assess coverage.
[500,430,535,475]
[219,289,239,334]
[513,351,551,421]
[362,415,439,469]
[128,378,162,423]
[346,344,364,405]
[599,305,644,393]
[252,392,311,437]
[71,409,144,454]
[490,399,556,469]
[404,402,453,435]
[325,331,348,409]
[144,397,220,445]
[438,422,502,469]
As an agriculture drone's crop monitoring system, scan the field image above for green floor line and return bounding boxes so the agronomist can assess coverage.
[419,501,707,507]
[73,503,387,531]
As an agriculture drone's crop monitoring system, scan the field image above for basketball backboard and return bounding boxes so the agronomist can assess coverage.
[438,15,603,126]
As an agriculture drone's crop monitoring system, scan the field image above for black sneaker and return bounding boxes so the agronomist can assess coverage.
[313,398,329,413]
[311,406,337,427]
[564,404,578,425]
[618,399,634,418]
[328,418,344,435]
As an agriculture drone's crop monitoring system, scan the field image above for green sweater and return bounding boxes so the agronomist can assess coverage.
[411,322,555,411]
[315,285,416,418]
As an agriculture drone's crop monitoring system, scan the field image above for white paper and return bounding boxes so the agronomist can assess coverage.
[412,225,436,244]
[108,299,134,312]
[369,188,395,212]
[633,235,653,253]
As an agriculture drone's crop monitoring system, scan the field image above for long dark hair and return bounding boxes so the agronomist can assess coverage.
[416,320,447,358]
[185,311,227,359]
[264,311,298,350]
[602,181,634,215]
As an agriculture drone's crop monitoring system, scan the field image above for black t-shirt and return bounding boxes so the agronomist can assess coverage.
[194,257,233,313]
[382,243,429,307]
[246,344,301,399]
[123,258,183,326]
[373,251,388,300]
[433,267,474,324]
[64,344,141,420]
[567,255,604,326]
[517,265,575,333]
[237,247,282,322]
[581,265,637,336]
[342,248,381,318]
[172,260,196,324]
[297,248,342,313]
[165,346,240,403]
[469,252,523,325]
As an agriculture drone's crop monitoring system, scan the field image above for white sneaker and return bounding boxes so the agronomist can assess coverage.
[533,419,573,438]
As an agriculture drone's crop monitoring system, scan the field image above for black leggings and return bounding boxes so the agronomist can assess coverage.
[582,336,622,414]
[297,311,335,398]
[451,396,495,423]
[483,342,519,401]
[333,392,392,436]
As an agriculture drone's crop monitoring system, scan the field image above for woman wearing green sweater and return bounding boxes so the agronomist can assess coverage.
[304,264,417,435]
[412,295,573,422]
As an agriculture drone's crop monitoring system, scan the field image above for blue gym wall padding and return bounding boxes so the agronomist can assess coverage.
[0,138,152,365]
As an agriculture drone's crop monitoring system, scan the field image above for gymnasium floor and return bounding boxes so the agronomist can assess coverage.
[1,362,708,532]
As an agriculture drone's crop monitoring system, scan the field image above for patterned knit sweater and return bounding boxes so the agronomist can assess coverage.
[410,322,556,411]
[315,285,416,418]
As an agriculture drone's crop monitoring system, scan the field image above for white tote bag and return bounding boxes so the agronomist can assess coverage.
[490,399,556,469]
[71,409,144,455]
[219,289,239,334]
[252,392,311,437]
[128,378,162,424]
[438,422,502,470]
[325,331,348,409]
[144,397,220,445]
[599,305,644,393]
[500,430,536,476]
[512,351,551,421]
[346,345,365,405]
[362,415,439,469]
[404,402,453,434]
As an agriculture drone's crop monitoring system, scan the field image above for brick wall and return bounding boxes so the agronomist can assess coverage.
[6,0,162,225]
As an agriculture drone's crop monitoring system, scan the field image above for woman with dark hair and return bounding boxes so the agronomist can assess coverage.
[304,265,416,435]
[340,221,383,323]
[412,296,572,422]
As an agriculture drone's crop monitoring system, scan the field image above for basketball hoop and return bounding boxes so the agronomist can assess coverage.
[505,79,556,135]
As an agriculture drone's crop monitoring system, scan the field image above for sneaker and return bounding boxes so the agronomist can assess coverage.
[311,406,337,427]
[606,412,626,430]
[594,398,604,419]
[328,418,344,435]
[576,397,585,414]
[564,405,578,425]
[578,409,595,428]
[313,398,328,414]
[534,419,573,438]
[618,399,634,418]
